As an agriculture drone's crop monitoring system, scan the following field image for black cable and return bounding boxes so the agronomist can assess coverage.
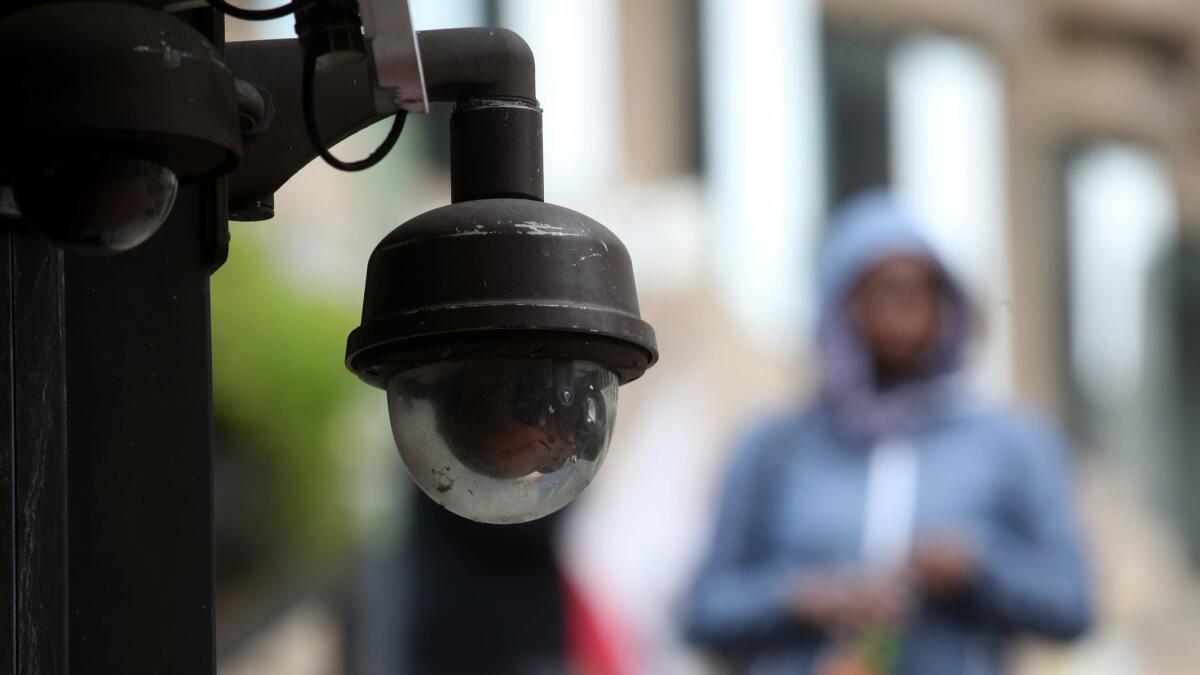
[301,49,406,172]
[205,0,316,21]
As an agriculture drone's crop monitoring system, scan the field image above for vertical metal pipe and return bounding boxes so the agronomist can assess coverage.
[449,99,544,203]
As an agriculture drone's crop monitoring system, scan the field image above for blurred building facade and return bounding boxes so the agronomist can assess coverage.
[216,2,1200,674]
[583,1,1200,673]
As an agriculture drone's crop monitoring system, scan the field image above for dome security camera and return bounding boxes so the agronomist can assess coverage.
[13,151,181,254]
[388,358,618,524]
[4,3,659,523]
[348,198,657,524]
[342,28,658,524]
[0,1,241,254]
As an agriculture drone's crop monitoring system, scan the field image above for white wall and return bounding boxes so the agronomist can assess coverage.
[1066,143,1175,411]
[889,34,1013,393]
[701,0,826,352]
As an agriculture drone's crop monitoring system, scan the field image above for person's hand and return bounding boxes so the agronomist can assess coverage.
[788,572,910,635]
[813,651,882,675]
[910,536,977,599]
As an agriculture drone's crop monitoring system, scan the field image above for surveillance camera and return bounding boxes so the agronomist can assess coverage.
[347,199,658,524]
[0,1,241,253]
[12,151,179,253]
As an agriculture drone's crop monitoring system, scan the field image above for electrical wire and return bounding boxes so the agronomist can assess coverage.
[301,49,406,172]
[205,0,316,21]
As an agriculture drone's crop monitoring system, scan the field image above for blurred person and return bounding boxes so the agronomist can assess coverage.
[682,192,1091,674]
[359,490,631,675]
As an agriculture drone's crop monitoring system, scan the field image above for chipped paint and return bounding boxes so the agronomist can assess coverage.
[447,226,489,237]
[376,221,592,253]
[570,252,604,267]
[394,301,642,320]
[133,38,228,71]
[514,221,571,236]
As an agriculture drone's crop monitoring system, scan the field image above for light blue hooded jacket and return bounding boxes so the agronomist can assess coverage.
[682,193,1091,674]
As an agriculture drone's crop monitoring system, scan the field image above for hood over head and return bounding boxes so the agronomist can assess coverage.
[815,190,971,443]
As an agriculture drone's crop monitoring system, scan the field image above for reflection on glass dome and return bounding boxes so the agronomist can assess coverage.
[15,154,179,253]
[387,358,618,524]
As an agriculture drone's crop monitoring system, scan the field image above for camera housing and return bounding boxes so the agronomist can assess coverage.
[14,150,180,253]
[0,1,241,253]
[343,29,657,523]
[347,199,657,385]
[347,198,657,523]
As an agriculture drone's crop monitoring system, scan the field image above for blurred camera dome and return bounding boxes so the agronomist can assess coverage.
[14,153,179,253]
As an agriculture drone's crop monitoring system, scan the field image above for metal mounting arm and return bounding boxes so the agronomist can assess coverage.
[418,28,536,103]
[226,27,543,220]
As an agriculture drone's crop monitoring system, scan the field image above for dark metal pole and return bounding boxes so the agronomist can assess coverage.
[0,8,223,673]
[61,181,220,672]
[4,226,68,675]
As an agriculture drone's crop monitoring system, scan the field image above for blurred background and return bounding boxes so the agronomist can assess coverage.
[216,1,1200,673]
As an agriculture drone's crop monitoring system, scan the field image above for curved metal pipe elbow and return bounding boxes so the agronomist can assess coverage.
[417,27,537,104]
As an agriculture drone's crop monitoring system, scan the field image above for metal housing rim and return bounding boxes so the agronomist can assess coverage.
[347,198,659,387]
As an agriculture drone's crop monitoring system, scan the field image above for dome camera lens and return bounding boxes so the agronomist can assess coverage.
[386,358,619,524]
[14,153,179,253]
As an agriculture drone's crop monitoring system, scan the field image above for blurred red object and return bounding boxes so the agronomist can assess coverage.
[563,574,637,675]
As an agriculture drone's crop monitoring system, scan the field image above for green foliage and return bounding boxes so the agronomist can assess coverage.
[211,233,362,561]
